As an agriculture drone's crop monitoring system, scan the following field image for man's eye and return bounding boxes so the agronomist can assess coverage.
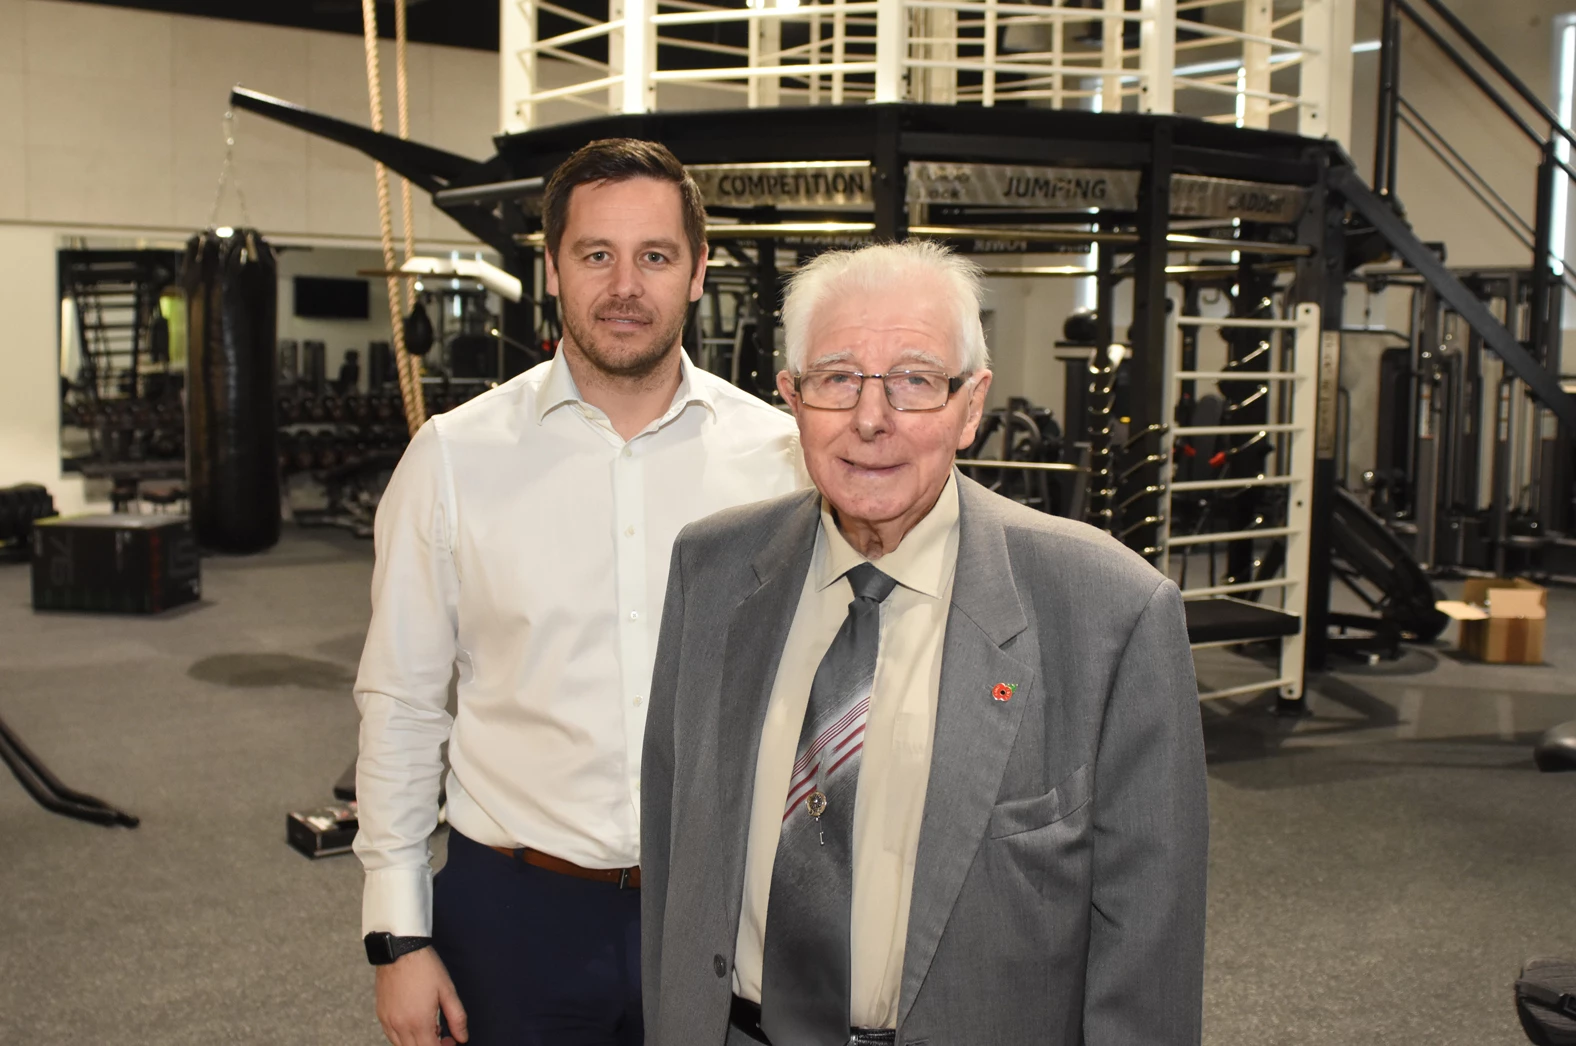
[645,252,668,264]
[821,372,857,385]
[587,251,608,262]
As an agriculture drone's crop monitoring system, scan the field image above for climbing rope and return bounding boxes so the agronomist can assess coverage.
[361,0,427,437]
[395,0,418,296]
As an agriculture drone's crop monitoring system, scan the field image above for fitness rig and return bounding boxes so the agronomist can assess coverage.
[229,74,1576,712]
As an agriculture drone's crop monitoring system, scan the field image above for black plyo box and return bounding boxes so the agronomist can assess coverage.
[287,801,359,858]
[31,515,201,614]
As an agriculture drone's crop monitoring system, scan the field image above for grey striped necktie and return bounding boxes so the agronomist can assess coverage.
[760,562,898,1046]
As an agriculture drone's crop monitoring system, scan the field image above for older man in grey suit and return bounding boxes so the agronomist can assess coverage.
[641,240,1207,1046]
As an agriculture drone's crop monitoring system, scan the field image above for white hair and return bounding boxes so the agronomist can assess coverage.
[780,240,990,375]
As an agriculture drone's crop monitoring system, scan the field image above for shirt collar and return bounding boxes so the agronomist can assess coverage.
[815,471,960,600]
[533,346,718,427]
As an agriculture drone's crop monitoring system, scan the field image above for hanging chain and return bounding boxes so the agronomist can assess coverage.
[208,108,253,230]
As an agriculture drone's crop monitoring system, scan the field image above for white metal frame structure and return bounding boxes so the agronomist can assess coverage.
[1160,301,1319,702]
[500,0,1353,143]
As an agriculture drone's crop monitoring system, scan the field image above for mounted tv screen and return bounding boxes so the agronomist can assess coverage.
[294,276,369,320]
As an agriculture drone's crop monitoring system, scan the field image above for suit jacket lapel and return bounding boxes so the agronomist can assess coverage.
[713,491,821,910]
[899,476,1037,1026]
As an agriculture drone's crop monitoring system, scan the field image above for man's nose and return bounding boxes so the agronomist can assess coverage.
[851,376,894,440]
[609,255,643,297]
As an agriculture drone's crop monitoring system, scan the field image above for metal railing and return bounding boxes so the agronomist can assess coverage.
[1373,0,1576,365]
[501,0,1354,140]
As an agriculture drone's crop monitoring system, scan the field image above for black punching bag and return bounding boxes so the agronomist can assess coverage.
[182,228,280,553]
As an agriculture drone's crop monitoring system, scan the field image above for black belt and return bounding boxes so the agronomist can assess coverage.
[728,996,896,1046]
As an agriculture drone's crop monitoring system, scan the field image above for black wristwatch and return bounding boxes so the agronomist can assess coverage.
[364,932,433,966]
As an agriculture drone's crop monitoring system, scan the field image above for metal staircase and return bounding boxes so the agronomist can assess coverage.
[1344,0,1576,568]
[59,249,180,404]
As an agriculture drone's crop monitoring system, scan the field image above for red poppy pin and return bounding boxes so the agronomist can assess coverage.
[992,683,1018,702]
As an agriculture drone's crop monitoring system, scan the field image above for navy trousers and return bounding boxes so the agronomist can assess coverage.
[433,830,643,1046]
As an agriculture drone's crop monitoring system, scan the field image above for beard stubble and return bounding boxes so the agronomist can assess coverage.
[561,299,688,385]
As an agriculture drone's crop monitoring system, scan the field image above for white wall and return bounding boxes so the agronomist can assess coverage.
[0,225,71,503]
[0,0,500,512]
[0,0,498,241]
[981,268,1086,424]
[275,246,392,392]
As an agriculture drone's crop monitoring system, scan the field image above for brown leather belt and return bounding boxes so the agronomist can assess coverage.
[488,845,641,889]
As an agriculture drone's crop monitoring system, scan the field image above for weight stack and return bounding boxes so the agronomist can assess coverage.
[182,228,280,553]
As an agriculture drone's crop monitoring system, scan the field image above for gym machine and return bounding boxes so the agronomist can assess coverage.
[1353,268,1576,581]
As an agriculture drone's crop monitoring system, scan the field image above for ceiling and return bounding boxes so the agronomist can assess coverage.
[63,0,501,51]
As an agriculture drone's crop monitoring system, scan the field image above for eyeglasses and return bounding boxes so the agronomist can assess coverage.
[793,369,967,412]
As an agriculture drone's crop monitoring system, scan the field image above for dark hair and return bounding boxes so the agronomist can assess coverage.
[541,138,707,272]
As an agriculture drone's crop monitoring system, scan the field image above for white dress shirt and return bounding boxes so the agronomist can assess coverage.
[354,351,806,937]
[734,475,960,1028]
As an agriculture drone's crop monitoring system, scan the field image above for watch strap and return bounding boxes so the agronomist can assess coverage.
[364,932,433,966]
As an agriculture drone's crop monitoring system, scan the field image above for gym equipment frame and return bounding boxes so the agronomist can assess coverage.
[226,89,1576,709]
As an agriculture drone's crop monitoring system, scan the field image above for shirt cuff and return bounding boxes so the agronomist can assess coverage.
[361,865,434,938]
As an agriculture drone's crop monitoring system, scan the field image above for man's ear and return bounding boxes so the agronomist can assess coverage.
[689,244,708,303]
[956,370,994,450]
[776,370,803,419]
[544,249,561,297]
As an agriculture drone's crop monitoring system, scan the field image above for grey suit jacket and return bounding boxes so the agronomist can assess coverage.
[641,475,1208,1046]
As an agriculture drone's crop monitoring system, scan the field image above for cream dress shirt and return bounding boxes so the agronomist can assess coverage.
[353,351,805,937]
[733,474,961,1029]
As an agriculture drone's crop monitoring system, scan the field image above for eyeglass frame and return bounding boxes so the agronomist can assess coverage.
[790,369,970,412]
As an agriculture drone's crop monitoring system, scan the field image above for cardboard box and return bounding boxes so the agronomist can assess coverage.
[1435,578,1547,664]
[31,514,201,614]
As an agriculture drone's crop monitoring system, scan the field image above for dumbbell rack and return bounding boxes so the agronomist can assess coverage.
[277,381,493,477]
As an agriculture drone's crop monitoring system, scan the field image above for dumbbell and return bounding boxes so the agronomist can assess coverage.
[292,434,317,473]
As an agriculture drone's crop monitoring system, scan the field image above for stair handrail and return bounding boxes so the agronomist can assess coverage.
[1408,0,1575,152]
[1374,0,1575,375]
[1376,0,1562,197]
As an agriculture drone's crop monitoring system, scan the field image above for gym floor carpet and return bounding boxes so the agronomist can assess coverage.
[1,528,1572,1045]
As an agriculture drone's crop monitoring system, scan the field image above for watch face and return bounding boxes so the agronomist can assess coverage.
[364,933,396,965]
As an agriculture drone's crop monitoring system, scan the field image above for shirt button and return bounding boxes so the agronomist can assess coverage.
[622,446,632,458]
[633,696,643,706]
[625,526,635,537]
[629,611,639,621]
[713,955,728,978]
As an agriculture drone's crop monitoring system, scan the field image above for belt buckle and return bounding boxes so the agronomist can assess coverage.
[618,867,632,890]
